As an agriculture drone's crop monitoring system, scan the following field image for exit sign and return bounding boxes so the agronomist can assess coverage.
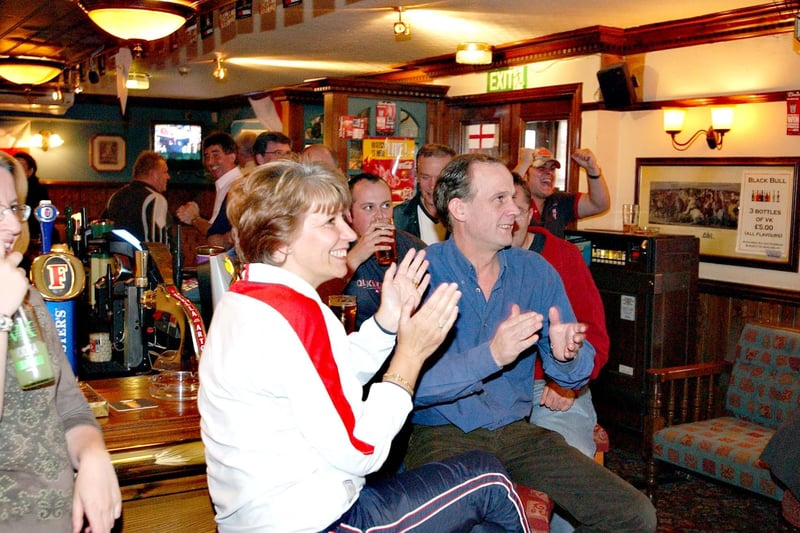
[487,66,528,93]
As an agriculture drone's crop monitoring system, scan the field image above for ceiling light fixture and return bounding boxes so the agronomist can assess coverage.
[31,130,64,152]
[213,57,227,82]
[663,106,734,150]
[0,57,65,85]
[455,42,493,65]
[79,0,196,41]
[126,72,151,90]
[393,7,410,37]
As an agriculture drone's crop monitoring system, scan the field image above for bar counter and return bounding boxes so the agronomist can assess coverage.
[85,376,216,533]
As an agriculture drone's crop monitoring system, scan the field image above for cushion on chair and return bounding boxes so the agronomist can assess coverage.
[593,424,610,454]
[513,483,553,533]
[725,324,800,430]
[653,416,782,500]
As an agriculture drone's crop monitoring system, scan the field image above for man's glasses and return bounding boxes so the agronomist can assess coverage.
[264,150,291,157]
[0,204,31,223]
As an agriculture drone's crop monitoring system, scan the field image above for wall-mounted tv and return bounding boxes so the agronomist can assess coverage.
[152,122,203,170]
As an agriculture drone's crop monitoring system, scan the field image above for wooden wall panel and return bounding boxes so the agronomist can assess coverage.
[697,280,800,364]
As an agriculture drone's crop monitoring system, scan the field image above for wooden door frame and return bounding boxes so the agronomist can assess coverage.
[446,83,583,192]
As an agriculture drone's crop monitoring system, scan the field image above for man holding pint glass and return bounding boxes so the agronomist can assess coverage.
[342,173,426,330]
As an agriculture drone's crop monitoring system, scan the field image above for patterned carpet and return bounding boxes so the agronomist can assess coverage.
[605,448,799,533]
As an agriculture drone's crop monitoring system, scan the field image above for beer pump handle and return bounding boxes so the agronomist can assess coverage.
[172,224,183,288]
[80,208,88,257]
[34,200,58,255]
[135,250,149,288]
[65,206,74,251]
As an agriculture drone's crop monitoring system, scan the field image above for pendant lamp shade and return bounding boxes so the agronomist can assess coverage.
[79,1,195,41]
[0,57,64,85]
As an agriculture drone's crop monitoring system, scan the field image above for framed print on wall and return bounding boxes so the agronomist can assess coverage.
[635,157,800,271]
[90,134,126,172]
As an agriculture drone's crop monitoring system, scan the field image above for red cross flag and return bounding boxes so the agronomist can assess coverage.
[467,123,497,151]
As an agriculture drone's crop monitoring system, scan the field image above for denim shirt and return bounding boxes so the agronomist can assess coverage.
[412,239,594,432]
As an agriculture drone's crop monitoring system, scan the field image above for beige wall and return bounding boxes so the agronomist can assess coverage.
[436,33,800,291]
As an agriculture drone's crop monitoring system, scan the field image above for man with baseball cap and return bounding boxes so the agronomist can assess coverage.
[513,146,609,238]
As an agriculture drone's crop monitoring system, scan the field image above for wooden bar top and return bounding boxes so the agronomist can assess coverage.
[85,375,201,452]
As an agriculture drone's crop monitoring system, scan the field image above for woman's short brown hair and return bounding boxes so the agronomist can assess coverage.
[227,159,350,264]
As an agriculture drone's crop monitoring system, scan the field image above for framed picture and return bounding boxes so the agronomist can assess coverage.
[635,157,800,271]
[89,135,126,172]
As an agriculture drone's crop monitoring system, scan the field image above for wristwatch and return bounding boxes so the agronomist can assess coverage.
[0,314,13,333]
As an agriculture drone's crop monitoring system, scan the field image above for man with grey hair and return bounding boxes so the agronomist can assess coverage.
[405,152,657,532]
[235,130,258,175]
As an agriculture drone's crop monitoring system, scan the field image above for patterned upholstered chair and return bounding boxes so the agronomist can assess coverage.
[644,323,800,501]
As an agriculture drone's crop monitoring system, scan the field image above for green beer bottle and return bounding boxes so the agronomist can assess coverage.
[8,302,55,390]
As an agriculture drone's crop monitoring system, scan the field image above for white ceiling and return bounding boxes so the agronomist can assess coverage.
[83,0,765,99]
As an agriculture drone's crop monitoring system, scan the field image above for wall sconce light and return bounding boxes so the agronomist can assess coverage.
[213,57,227,82]
[393,7,411,37]
[31,130,64,152]
[663,106,734,150]
[126,72,150,90]
[455,42,493,65]
[79,0,195,41]
[0,56,65,85]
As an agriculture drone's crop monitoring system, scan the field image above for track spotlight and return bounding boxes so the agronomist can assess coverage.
[393,7,410,37]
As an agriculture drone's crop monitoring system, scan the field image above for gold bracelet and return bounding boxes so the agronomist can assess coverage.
[383,372,414,396]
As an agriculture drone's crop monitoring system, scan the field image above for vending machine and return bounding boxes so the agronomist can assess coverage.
[566,230,700,443]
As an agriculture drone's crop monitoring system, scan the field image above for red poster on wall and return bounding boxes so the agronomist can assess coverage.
[375,101,396,135]
[787,91,800,135]
[362,137,415,203]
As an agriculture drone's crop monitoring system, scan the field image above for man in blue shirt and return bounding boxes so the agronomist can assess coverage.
[405,153,656,532]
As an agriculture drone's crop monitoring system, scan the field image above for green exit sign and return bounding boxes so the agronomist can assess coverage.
[487,66,528,93]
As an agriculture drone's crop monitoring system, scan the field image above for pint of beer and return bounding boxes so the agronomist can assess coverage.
[328,295,357,334]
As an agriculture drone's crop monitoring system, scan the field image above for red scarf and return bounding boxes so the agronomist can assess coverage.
[229,279,374,455]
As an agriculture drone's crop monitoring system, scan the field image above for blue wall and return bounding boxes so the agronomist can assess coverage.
[1,99,254,185]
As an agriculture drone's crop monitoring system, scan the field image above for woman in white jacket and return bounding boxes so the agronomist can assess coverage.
[198,159,530,533]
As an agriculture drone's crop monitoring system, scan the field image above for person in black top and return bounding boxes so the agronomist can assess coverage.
[13,152,49,241]
[103,151,172,244]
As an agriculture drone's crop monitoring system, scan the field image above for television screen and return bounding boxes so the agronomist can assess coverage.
[152,123,203,163]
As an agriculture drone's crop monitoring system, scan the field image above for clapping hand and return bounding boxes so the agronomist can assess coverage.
[373,249,429,333]
[394,281,461,366]
[489,304,544,367]
[176,201,200,225]
[548,306,587,362]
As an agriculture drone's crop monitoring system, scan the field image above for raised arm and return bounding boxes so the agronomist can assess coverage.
[571,148,610,218]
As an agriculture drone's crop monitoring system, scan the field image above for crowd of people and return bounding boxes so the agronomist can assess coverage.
[178,132,656,532]
[3,127,660,531]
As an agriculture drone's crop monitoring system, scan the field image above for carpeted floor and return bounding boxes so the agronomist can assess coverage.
[605,448,799,533]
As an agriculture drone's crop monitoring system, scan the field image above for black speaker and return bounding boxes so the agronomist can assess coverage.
[597,62,637,109]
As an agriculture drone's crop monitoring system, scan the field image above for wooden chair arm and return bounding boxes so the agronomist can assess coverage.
[644,361,732,457]
[646,361,732,382]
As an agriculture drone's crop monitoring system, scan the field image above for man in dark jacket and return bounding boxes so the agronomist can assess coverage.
[393,143,454,244]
